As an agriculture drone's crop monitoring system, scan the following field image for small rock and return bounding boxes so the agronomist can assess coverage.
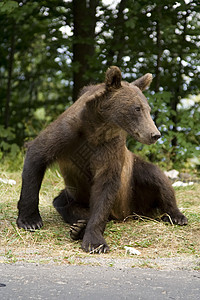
[164,170,179,180]
[124,246,141,256]
[172,181,194,187]
[0,178,16,185]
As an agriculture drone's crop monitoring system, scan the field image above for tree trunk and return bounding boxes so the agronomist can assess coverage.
[72,0,98,102]
[107,0,126,66]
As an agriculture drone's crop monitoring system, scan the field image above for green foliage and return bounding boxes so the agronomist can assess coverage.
[0,1,18,13]
[0,125,23,170]
[0,0,199,169]
[0,126,20,159]
[128,92,200,169]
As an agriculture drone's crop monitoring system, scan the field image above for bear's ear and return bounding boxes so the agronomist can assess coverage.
[105,66,122,90]
[131,73,153,91]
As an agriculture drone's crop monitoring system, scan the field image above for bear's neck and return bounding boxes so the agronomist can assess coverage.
[81,104,127,147]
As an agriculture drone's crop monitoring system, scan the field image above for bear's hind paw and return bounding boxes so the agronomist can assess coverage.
[162,213,188,226]
[70,220,87,240]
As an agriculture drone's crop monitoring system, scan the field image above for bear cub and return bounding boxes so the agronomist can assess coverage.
[17,66,188,253]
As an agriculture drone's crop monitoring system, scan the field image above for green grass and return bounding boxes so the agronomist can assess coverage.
[0,163,200,268]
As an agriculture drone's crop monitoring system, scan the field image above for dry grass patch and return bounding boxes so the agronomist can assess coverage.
[0,165,199,268]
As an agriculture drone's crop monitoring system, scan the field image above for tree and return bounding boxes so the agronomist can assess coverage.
[72,0,98,101]
[0,0,72,147]
[0,0,199,168]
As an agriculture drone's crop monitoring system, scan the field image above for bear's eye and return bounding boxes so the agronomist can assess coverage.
[135,107,141,112]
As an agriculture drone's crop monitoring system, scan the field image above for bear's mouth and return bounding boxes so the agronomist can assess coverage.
[128,131,155,145]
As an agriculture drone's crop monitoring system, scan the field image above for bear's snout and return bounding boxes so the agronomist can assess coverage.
[151,132,161,142]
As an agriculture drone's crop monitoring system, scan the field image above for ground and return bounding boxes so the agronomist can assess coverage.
[1,264,200,300]
[0,165,200,270]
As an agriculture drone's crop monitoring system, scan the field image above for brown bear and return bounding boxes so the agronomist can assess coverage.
[17,66,188,253]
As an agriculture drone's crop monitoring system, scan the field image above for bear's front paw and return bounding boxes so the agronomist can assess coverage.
[82,231,109,254]
[17,212,43,231]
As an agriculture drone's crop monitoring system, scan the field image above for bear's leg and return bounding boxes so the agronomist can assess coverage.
[17,118,76,231]
[151,179,188,225]
[133,158,188,225]
[17,152,46,230]
[81,167,122,253]
[53,190,89,240]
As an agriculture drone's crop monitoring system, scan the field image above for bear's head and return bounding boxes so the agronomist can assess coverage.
[86,66,161,145]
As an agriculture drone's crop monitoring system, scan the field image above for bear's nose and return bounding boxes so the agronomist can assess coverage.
[151,132,161,141]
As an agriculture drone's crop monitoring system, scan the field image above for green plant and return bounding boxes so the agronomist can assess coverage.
[0,125,20,160]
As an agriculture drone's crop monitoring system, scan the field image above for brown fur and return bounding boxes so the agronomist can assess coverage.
[17,66,187,253]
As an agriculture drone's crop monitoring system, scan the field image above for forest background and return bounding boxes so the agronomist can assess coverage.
[0,0,200,171]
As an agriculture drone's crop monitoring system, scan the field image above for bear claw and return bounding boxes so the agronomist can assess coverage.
[82,242,109,254]
[70,220,87,240]
[81,231,109,254]
[162,213,188,225]
[17,214,43,231]
[89,244,109,254]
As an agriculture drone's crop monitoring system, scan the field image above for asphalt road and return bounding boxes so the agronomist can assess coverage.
[1,264,200,300]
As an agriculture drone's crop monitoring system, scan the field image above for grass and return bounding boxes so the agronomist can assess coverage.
[0,163,200,269]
